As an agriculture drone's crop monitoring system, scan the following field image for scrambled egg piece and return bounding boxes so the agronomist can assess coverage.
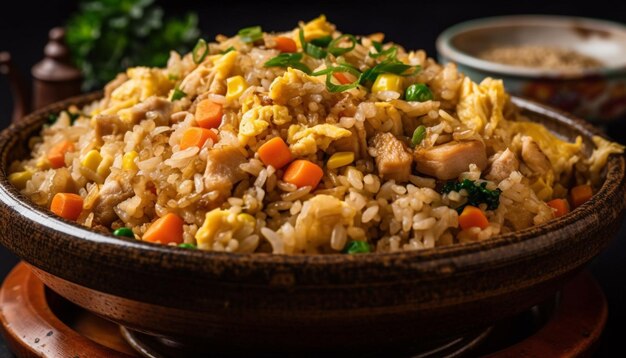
[213,50,238,81]
[195,209,255,250]
[269,68,325,105]
[100,67,172,117]
[586,136,625,185]
[293,14,335,45]
[456,77,507,136]
[238,105,292,145]
[288,124,352,156]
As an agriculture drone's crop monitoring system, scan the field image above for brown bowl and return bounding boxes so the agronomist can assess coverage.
[0,93,624,354]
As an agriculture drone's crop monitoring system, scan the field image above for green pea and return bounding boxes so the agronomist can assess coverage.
[343,240,371,254]
[405,83,433,102]
[113,227,134,238]
[411,125,426,147]
[178,243,197,250]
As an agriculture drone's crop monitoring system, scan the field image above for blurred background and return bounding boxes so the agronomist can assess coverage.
[1,0,625,356]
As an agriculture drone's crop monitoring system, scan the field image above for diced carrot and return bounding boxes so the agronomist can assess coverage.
[570,184,593,209]
[547,198,569,217]
[180,127,218,150]
[333,72,352,85]
[195,99,223,129]
[142,213,184,244]
[458,205,489,230]
[50,193,83,221]
[283,160,324,189]
[257,137,293,169]
[274,36,297,53]
[48,140,75,169]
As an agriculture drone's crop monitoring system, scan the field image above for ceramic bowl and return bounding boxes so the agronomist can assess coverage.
[0,94,624,354]
[437,15,626,122]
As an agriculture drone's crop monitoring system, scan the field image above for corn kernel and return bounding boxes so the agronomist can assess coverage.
[237,213,256,225]
[97,155,113,177]
[122,151,138,170]
[371,74,403,94]
[226,75,248,101]
[81,150,102,172]
[327,152,355,169]
[8,170,32,189]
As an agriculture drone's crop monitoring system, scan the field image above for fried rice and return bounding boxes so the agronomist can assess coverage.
[9,16,625,254]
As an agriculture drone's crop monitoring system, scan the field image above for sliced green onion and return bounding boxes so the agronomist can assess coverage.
[411,125,426,147]
[264,53,311,74]
[238,26,263,43]
[312,64,362,92]
[372,41,383,53]
[168,73,179,81]
[221,46,235,54]
[360,60,420,84]
[178,243,197,250]
[327,34,357,56]
[171,87,186,101]
[343,240,371,254]
[48,113,59,124]
[113,227,134,238]
[192,39,208,64]
[405,83,433,102]
[369,45,398,60]
[299,28,327,59]
[310,35,333,47]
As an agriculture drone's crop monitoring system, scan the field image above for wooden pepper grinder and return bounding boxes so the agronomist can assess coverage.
[31,27,83,111]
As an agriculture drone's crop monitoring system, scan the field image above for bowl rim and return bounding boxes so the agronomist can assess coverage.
[436,14,626,79]
[0,92,624,275]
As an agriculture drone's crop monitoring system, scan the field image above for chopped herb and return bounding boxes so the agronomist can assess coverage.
[312,64,362,92]
[343,240,371,254]
[192,38,208,64]
[411,125,426,147]
[372,41,383,53]
[221,46,235,54]
[441,179,502,212]
[264,53,311,74]
[310,35,333,47]
[238,26,263,43]
[327,34,357,56]
[113,227,134,238]
[405,83,433,102]
[171,87,186,101]
[48,111,79,125]
[178,243,197,249]
[360,60,419,84]
[299,28,327,59]
[369,45,398,60]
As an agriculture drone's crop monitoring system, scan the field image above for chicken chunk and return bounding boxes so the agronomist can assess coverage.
[486,148,519,182]
[123,96,172,127]
[93,177,134,226]
[94,114,128,141]
[414,140,487,180]
[370,132,413,182]
[204,146,247,204]
[521,136,552,175]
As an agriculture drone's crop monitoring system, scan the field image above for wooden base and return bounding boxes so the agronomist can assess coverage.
[0,262,607,357]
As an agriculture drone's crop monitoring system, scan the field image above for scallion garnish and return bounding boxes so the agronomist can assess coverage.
[299,28,327,59]
[360,60,420,84]
[312,64,362,92]
[310,35,333,47]
[264,53,311,74]
[171,87,186,101]
[221,46,235,54]
[327,34,357,57]
[369,45,398,60]
[192,38,208,64]
[238,26,263,43]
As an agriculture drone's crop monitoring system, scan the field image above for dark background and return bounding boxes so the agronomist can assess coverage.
[1,0,626,356]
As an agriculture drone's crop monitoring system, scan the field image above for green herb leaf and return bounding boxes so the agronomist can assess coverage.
[327,34,356,56]
[171,87,186,101]
[411,125,426,147]
[441,179,502,212]
[238,26,263,43]
[299,28,327,59]
[192,38,208,64]
[264,53,311,74]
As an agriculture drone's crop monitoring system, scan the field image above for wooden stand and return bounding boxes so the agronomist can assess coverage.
[0,262,607,357]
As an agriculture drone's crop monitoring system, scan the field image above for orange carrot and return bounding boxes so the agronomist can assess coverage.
[274,36,297,53]
[283,160,324,189]
[48,140,75,169]
[333,72,352,85]
[547,198,569,217]
[180,127,218,150]
[195,99,223,129]
[570,184,593,208]
[257,137,293,169]
[142,213,184,244]
[50,193,83,221]
[458,205,489,230]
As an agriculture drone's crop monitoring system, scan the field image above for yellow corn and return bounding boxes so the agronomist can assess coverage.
[237,213,256,226]
[8,170,32,189]
[226,75,248,101]
[81,150,102,172]
[122,151,138,170]
[371,74,403,94]
[97,155,113,177]
[327,152,355,169]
